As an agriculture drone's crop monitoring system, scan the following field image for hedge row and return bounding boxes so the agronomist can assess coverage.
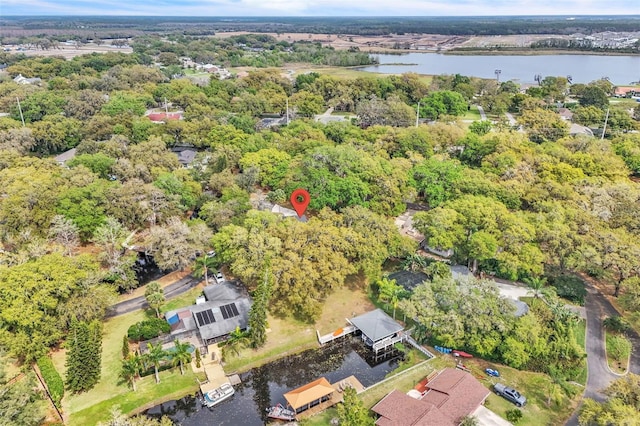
[127,317,171,342]
[36,356,64,408]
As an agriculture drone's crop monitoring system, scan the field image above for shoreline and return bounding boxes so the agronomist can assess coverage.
[363,49,639,57]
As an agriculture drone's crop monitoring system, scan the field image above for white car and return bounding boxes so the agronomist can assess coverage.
[216,271,224,282]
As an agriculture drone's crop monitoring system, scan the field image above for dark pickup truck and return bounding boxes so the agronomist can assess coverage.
[493,383,527,407]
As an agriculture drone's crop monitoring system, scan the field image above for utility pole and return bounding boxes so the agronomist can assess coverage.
[601,107,610,140]
[415,102,420,127]
[16,97,25,127]
[495,69,501,83]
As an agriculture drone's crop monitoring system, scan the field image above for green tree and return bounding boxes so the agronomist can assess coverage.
[144,342,166,384]
[247,268,271,349]
[221,326,249,360]
[193,255,217,286]
[0,253,100,363]
[518,107,569,143]
[120,354,142,392]
[122,334,131,359]
[377,278,404,319]
[580,85,609,109]
[337,386,375,426]
[0,364,46,426]
[420,90,467,120]
[144,282,165,318]
[65,320,102,393]
[171,339,192,375]
[579,374,640,426]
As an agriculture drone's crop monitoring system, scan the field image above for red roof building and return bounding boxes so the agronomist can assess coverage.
[146,112,183,122]
[371,368,490,426]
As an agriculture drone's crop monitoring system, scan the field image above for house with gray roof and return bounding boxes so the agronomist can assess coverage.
[348,309,406,353]
[165,281,251,345]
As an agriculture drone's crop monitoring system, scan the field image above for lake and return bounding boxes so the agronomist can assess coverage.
[145,338,401,425]
[358,53,640,85]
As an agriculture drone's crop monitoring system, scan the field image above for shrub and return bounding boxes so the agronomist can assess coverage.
[603,315,630,334]
[127,318,170,342]
[506,409,523,424]
[36,356,64,408]
[549,274,586,305]
[606,333,631,362]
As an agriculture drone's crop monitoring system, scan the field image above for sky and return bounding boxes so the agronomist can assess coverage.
[1,0,639,17]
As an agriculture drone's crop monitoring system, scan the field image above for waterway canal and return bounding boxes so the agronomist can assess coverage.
[145,337,401,425]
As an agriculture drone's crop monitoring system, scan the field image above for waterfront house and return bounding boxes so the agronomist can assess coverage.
[372,368,491,425]
[348,309,406,353]
[164,281,252,345]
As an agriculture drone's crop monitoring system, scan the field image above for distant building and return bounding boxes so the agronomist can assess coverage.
[146,111,183,123]
[13,74,41,85]
[54,148,77,165]
[171,145,197,167]
[614,86,638,98]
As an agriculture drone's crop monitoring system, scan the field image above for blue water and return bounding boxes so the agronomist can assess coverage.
[145,338,400,425]
[357,53,640,85]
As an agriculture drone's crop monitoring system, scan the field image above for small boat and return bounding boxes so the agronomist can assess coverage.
[266,403,296,421]
[203,383,235,407]
[452,350,473,358]
[485,368,500,377]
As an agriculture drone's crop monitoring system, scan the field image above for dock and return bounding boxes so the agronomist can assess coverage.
[317,324,357,345]
[294,375,365,420]
[196,343,234,394]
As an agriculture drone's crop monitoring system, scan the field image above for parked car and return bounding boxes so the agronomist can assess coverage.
[493,383,526,407]
[216,271,224,281]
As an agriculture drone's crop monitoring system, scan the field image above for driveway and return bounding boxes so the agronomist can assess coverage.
[105,275,201,318]
[473,405,512,426]
[476,105,487,120]
[565,282,640,425]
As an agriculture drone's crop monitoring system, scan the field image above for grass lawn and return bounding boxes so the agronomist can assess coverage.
[224,280,375,373]
[574,319,588,385]
[160,284,205,314]
[52,307,204,426]
[299,408,338,425]
[462,105,482,121]
[605,331,631,374]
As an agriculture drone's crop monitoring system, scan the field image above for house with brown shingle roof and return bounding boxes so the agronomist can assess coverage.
[371,368,490,425]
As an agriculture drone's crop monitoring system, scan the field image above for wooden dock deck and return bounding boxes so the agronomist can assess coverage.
[317,325,357,345]
[295,375,364,420]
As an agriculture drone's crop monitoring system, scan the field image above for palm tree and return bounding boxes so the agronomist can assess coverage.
[524,276,552,301]
[144,281,165,318]
[171,339,192,375]
[221,326,249,360]
[120,354,142,391]
[144,342,166,384]
[193,255,217,286]
[401,254,429,272]
[378,278,405,320]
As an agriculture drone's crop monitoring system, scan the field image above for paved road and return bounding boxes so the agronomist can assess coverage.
[565,282,640,425]
[105,275,201,318]
[476,105,487,120]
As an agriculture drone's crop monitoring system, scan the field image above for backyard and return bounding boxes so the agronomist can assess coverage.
[51,285,207,426]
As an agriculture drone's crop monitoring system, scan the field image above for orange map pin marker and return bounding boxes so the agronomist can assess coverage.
[290,188,310,218]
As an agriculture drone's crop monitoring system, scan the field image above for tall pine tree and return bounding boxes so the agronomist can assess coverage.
[65,320,102,393]
[247,267,271,348]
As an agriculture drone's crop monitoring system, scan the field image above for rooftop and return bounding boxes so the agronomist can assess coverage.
[284,377,334,411]
[165,281,251,343]
[349,308,403,343]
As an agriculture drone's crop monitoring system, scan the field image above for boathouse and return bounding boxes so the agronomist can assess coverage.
[348,309,406,353]
[284,377,335,415]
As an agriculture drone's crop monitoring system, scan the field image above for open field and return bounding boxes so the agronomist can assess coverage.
[4,44,133,59]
